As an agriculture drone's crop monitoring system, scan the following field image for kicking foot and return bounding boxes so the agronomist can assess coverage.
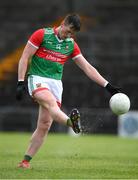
[69,108,81,134]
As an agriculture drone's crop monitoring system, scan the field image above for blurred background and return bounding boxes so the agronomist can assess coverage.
[0,0,138,136]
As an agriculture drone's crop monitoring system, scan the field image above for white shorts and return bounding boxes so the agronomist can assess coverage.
[28,75,63,106]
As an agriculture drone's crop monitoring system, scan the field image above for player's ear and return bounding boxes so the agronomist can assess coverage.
[61,21,64,26]
[61,23,66,31]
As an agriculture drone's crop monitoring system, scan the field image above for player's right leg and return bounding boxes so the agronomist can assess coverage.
[18,105,53,169]
[28,75,81,132]
[34,89,81,133]
[35,89,69,124]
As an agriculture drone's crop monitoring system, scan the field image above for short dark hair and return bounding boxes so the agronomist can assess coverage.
[64,13,81,32]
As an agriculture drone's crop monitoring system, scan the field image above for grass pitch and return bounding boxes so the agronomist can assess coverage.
[0,132,138,179]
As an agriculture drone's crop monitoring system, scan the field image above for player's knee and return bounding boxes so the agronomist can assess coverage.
[39,121,52,134]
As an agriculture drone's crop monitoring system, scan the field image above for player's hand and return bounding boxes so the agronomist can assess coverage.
[16,81,26,101]
[105,83,121,96]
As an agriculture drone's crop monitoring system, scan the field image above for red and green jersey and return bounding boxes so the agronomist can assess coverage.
[28,27,82,80]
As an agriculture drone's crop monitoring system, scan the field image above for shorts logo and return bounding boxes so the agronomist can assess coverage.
[36,83,41,88]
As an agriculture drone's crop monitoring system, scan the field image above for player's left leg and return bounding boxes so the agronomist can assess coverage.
[25,105,53,157]
[18,105,53,169]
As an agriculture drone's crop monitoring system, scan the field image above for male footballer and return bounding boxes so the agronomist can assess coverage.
[16,13,119,168]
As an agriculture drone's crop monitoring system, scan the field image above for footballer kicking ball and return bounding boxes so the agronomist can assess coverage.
[109,93,130,115]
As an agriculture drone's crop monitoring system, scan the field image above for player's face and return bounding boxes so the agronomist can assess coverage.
[59,24,76,40]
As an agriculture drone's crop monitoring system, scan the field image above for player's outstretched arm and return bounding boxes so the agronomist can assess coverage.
[74,55,120,95]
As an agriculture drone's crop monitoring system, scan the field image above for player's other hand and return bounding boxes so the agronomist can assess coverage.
[105,83,121,96]
[16,81,26,101]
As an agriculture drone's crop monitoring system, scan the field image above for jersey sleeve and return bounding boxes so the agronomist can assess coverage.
[70,42,82,60]
[28,29,44,49]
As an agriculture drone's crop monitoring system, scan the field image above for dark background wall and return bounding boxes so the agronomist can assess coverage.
[0,0,138,133]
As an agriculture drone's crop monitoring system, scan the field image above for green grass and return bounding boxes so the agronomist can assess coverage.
[0,132,138,179]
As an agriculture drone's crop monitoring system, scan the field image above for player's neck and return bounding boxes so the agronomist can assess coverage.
[56,26,62,40]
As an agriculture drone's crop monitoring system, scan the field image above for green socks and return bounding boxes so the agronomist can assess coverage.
[67,118,72,127]
[24,155,32,162]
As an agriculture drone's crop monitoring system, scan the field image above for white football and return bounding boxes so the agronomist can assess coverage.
[109,93,130,115]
